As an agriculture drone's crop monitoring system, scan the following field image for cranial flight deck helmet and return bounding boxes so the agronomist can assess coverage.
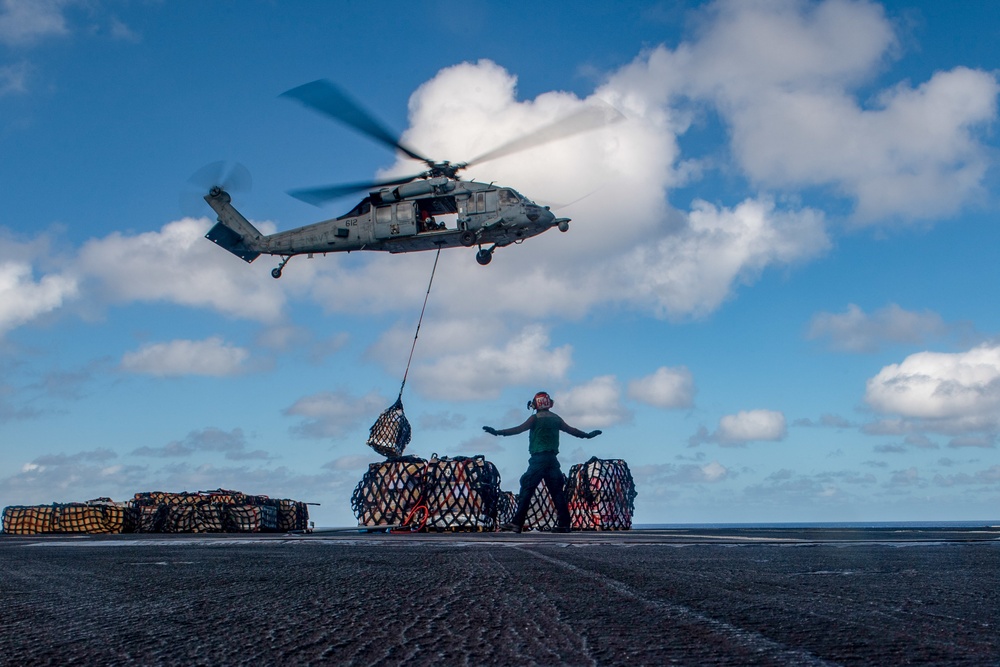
[528,391,554,411]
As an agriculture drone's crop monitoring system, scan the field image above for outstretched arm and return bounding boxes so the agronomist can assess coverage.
[560,418,602,439]
[483,415,535,437]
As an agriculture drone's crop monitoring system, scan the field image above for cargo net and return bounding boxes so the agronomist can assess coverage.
[496,491,517,527]
[351,455,502,532]
[1,498,130,535]
[520,477,563,532]
[2,490,309,535]
[129,489,306,534]
[367,397,412,458]
[566,457,638,530]
[422,455,501,532]
[351,456,427,528]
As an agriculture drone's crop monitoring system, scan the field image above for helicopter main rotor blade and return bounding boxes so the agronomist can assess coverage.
[464,102,624,169]
[281,80,431,165]
[288,173,423,206]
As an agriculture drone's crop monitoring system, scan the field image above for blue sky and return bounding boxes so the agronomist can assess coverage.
[2,0,999,526]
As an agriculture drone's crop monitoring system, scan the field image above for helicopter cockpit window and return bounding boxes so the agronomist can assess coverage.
[498,189,518,206]
[376,205,392,224]
[510,188,534,204]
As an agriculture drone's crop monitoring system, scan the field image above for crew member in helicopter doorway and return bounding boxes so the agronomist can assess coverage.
[483,391,602,533]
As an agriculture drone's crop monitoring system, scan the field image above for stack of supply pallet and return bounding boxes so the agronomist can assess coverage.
[351,454,502,531]
[129,489,307,533]
[565,457,637,530]
[2,489,310,535]
[1,498,130,535]
[351,456,427,528]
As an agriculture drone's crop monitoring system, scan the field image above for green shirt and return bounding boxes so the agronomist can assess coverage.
[529,412,563,455]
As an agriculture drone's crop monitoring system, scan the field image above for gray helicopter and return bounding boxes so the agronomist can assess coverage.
[203,80,618,278]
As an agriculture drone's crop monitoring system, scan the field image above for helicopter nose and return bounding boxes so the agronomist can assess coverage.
[527,205,554,224]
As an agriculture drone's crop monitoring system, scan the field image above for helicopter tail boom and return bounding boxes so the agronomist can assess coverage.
[203,188,263,263]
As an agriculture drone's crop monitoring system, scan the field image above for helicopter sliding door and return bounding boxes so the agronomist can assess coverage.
[374,201,418,239]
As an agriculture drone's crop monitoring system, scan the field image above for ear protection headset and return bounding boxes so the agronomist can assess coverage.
[528,391,553,410]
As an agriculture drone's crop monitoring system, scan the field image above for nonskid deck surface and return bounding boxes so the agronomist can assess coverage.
[3,526,998,665]
[4,524,998,546]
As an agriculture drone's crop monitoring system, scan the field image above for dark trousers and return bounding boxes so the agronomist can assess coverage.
[511,452,571,528]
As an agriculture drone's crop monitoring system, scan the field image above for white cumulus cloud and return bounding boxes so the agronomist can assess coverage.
[410,324,572,401]
[649,0,999,223]
[0,261,78,336]
[865,344,1000,434]
[120,337,249,377]
[716,409,788,445]
[556,375,631,429]
[75,218,286,322]
[350,56,830,324]
[619,197,829,319]
[628,366,695,409]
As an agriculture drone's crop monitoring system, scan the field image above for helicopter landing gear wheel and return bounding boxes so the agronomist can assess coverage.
[272,255,292,279]
[476,248,493,266]
[459,230,476,247]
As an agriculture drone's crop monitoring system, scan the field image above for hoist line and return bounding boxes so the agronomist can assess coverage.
[398,246,442,400]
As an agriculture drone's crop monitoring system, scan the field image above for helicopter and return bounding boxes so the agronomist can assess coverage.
[203,79,619,278]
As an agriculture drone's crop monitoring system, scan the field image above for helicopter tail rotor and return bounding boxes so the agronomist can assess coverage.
[181,161,253,218]
[187,160,253,194]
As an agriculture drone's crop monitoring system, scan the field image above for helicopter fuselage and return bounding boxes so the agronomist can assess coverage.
[204,177,568,275]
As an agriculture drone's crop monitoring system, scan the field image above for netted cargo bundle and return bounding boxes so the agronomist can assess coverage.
[495,491,517,528]
[521,479,560,532]
[2,500,129,535]
[4,489,306,534]
[225,504,277,532]
[366,397,412,458]
[135,505,167,533]
[89,497,137,533]
[422,455,502,532]
[566,457,638,530]
[274,498,310,531]
[129,488,303,533]
[2,505,55,535]
[163,503,227,533]
[53,502,129,534]
[351,456,427,528]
